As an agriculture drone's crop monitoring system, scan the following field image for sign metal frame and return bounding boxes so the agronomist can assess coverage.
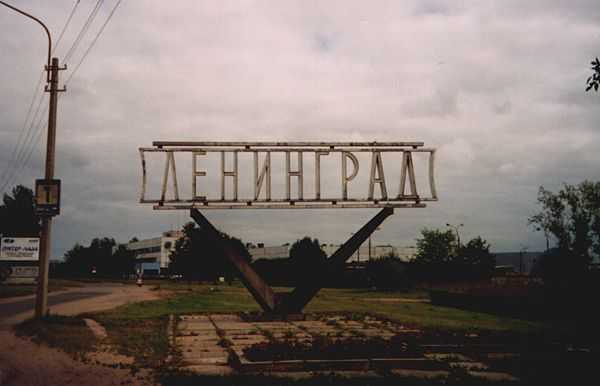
[139,141,437,210]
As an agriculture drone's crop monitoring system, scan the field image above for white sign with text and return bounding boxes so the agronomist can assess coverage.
[0,238,40,261]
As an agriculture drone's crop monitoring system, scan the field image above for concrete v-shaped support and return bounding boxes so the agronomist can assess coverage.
[190,207,394,315]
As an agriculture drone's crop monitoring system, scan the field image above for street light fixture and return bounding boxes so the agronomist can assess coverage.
[446,223,464,247]
[0,1,51,78]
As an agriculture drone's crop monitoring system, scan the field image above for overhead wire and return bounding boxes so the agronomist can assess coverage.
[1,0,123,194]
[0,0,81,194]
[65,0,122,85]
[63,0,104,63]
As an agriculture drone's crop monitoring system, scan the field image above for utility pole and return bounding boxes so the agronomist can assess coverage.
[368,227,381,262]
[35,57,65,317]
[0,1,65,318]
[351,232,361,263]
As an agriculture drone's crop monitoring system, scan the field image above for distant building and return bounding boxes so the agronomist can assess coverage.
[248,245,289,260]
[127,230,183,275]
[493,251,543,275]
[248,243,417,262]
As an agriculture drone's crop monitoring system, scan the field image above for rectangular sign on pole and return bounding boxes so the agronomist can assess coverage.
[0,237,40,261]
[35,179,61,216]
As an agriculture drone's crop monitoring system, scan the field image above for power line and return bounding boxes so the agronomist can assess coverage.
[0,0,81,193]
[0,71,44,190]
[63,0,104,63]
[0,102,49,193]
[1,0,123,194]
[54,0,81,54]
[66,0,122,85]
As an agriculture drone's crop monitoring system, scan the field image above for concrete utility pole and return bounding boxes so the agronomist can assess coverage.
[0,1,64,318]
[368,227,381,261]
[36,57,65,317]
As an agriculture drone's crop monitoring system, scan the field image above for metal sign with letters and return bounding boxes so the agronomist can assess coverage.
[139,142,437,210]
[0,237,40,261]
[138,141,439,314]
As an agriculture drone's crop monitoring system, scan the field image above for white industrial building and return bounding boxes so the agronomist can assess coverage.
[248,243,416,262]
[127,230,183,275]
[127,230,416,276]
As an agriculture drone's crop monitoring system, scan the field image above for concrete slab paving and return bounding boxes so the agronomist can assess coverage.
[182,365,235,375]
[174,314,521,381]
[449,361,489,371]
[469,371,519,382]
[209,314,242,322]
[391,369,450,379]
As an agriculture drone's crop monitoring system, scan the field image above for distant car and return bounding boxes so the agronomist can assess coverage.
[169,274,183,280]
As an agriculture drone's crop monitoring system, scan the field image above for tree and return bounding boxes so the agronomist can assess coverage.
[0,185,40,237]
[586,57,600,92]
[413,228,494,281]
[62,237,118,277]
[529,182,600,282]
[455,236,495,279]
[59,237,137,278]
[289,237,327,283]
[168,222,251,281]
[366,254,411,291]
[415,228,456,265]
[108,243,136,278]
[63,243,88,276]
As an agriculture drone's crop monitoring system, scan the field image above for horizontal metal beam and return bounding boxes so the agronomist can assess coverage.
[141,147,435,153]
[153,203,426,210]
[142,197,431,203]
[152,141,425,148]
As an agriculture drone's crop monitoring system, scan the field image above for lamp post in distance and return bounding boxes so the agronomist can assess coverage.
[446,223,464,248]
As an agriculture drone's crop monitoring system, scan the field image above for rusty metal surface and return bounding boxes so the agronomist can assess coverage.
[152,141,425,148]
[190,209,276,312]
[274,207,394,314]
[189,207,394,315]
[139,141,438,210]
[153,202,426,210]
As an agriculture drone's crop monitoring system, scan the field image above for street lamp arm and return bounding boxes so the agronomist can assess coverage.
[0,1,51,79]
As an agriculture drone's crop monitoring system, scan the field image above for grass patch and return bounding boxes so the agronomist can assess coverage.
[118,282,543,334]
[83,284,259,369]
[15,315,96,358]
[91,313,170,369]
[303,288,544,334]
[11,281,554,376]
[98,284,261,320]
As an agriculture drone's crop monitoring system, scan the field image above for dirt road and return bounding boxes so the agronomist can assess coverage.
[0,282,160,386]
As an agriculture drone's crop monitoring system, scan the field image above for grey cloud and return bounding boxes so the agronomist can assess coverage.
[1,1,600,258]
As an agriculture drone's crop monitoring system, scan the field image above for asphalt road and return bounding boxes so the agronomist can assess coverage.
[0,282,158,328]
[0,290,106,319]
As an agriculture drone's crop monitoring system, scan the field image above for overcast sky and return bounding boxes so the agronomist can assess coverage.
[1,0,599,258]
